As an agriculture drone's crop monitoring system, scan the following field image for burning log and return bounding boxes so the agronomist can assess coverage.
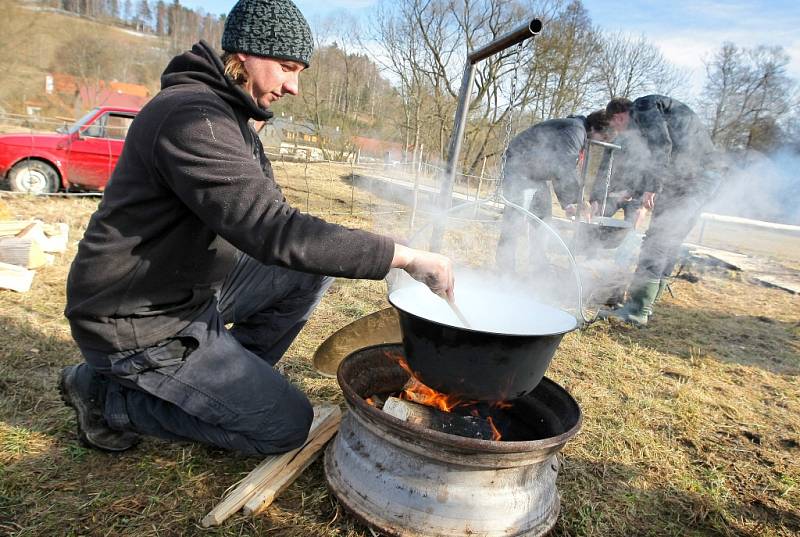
[383,396,498,440]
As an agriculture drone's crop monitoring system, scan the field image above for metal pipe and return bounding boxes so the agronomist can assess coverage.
[589,139,622,151]
[430,17,542,251]
[468,18,542,64]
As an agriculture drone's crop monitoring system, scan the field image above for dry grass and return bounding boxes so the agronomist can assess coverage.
[0,162,798,536]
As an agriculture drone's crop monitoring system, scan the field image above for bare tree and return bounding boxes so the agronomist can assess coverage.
[701,42,798,151]
[592,31,687,102]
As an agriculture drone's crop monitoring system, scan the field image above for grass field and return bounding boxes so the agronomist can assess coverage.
[0,162,798,537]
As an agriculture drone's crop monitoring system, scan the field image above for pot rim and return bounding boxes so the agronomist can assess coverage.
[388,294,578,337]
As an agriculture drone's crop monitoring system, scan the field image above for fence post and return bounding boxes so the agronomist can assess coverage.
[410,144,424,229]
[474,156,487,217]
[698,216,707,245]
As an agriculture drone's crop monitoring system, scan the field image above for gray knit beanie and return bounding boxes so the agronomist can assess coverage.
[222,0,313,67]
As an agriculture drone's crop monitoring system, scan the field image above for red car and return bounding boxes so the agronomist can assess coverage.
[0,106,139,194]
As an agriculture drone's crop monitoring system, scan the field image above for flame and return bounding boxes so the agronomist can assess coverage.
[387,352,470,412]
[486,416,502,441]
[382,350,510,440]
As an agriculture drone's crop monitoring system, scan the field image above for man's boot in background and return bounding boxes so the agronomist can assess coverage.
[598,278,661,327]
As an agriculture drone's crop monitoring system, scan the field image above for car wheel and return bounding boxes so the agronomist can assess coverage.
[8,160,59,194]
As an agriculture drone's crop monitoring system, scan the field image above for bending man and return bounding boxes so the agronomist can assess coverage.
[496,111,612,269]
[600,95,721,326]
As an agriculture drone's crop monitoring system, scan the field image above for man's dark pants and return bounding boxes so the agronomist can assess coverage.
[79,252,334,456]
[497,180,552,269]
[634,182,707,284]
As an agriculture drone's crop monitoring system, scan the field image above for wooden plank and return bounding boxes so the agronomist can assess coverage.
[0,261,35,292]
[751,274,800,294]
[0,221,69,253]
[242,413,342,516]
[699,212,800,235]
[200,405,341,527]
[0,220,36,236]
[0,237,54,269]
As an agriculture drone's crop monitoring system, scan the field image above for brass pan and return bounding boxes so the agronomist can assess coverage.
[312,307,401,377]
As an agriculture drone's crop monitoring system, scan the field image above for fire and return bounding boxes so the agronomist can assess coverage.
[486,416,502,442]
[389,352,470,412]
[384,350,509,441]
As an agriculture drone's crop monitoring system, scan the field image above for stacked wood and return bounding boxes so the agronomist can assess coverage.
[201,404,342,527]
[0,220,69,253]
[0,220,69,292]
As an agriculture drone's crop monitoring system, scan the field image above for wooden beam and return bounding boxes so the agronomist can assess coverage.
[200,405,341,527]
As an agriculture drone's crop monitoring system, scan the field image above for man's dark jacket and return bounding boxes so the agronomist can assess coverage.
[627,95,717,195]
[502,117,587,208]
[66,41,394,352]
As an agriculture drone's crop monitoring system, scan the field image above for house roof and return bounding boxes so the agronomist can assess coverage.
[50,73,151,109]
[353,136,403,155]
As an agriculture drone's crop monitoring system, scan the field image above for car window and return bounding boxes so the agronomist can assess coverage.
[81,113,135,140]
[83,114,107,138]
[67,109,100,135]
[106,114,135,140]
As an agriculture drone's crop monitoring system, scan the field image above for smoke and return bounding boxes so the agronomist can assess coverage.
[706,149,800,225]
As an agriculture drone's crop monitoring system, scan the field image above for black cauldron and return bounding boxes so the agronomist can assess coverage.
[576,216,632,249]
[388,284,577,401]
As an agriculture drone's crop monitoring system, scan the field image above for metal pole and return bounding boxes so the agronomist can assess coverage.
[430,17,542,252]
[410,143,423,229]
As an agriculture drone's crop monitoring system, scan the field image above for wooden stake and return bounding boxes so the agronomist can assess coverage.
[243,414,341,516]
[200,405,341,527]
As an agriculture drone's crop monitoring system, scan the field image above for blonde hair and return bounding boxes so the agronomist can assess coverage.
[222,52,248,85]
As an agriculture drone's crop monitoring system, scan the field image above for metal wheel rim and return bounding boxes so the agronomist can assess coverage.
[16,166,49,194]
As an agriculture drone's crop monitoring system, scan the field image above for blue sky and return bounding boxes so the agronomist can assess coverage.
[184,0,800,97]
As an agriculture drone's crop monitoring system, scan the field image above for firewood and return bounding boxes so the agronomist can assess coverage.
[0,262,35,292]
[0,220,69,252]
[0,237,53,269]
[242,414,341,516]
[382,397,496,440]
[200,405,341,527]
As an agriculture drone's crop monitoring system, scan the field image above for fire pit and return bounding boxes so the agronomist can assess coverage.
[324,343,582,537]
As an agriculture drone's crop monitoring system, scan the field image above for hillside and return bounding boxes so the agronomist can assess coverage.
[1,1,170,116]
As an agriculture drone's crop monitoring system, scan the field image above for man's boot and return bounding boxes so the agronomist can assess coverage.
[598,278,661,327]
[647,278,670,320]
[59,363,140,452]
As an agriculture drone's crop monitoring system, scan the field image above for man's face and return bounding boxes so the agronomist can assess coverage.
[589,129,612,143]
[609,111,630,133]
[237,53,305,108]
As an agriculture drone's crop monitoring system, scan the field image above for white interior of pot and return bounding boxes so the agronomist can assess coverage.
[388,268,578,336]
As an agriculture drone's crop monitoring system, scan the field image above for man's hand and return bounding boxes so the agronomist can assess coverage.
[642,191,656,210]
[392,244,454,301]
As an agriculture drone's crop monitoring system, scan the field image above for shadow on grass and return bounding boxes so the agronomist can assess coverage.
[557,458,800,536]
[600,302,800,375]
